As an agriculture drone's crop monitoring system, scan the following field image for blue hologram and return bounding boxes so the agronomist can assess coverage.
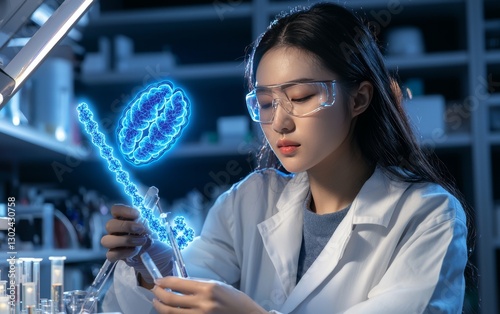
[116,81,190,166]
[76,101,194,249]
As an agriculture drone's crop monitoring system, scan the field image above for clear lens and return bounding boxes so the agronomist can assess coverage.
[245,81,335,123]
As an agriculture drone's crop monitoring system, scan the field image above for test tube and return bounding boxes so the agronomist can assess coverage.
[22,282,36,314]
[14,258,23,314]
[140,252,163,282]
[19,258,42,312]
[40,299,53,314]
[49,256,66,314]
[78,259,116,314]
[158,212,188,278]
[0,281,6,296]
[20,258,33,313]
[31,258,42,311]
[0,296,9,314]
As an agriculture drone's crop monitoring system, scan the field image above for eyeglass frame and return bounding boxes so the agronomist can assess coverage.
[245,80,337,124]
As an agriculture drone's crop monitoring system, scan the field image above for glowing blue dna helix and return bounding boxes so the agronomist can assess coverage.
[76,81,194,249]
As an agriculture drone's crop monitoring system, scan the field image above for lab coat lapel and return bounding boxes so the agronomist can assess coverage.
[279,209,354,313]
[257,172,309,297]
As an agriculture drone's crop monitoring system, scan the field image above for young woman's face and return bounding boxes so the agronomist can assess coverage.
[255,47,355,173]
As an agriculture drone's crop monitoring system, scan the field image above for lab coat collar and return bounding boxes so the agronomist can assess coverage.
[351,166,411,227]
[275,167,409,227]
[258,167,411,312]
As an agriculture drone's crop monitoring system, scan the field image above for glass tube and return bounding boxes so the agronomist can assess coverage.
[158,213,188,278]
[0,296,9,314]
[31,258,42,311]
[20,258,33,313]
[40,299,52,314]
[22,282,36,314]
[79,259,116,314]
[14,258,23,314]
[49,256,66,314]
[0,281,6,296]
[140,252,163,282]
[19,258,43,312]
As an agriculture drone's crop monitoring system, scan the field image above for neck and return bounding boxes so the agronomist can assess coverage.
[307,144,374,215]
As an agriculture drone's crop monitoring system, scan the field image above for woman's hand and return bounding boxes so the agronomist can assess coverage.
[152,277,268,314]
[101,204,173,286]
[101,204,149,261]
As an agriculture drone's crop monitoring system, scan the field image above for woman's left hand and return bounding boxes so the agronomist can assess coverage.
[151,276,268,314]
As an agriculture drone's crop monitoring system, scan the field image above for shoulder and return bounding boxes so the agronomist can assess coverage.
[353,168,465,228]
[382,172,467,232]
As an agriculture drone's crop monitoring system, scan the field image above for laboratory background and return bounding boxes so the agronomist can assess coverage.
[0,0,499,313]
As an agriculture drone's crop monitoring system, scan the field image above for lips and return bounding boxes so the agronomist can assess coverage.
[277,139,300,155]
[277,139,300,148]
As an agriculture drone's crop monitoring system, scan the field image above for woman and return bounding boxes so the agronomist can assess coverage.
[101,3,468,313]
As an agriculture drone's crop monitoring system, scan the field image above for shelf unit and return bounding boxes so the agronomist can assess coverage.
[0,0,498,312]
[0,120,90,162]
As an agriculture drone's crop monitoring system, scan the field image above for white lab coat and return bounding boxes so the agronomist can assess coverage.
[102,167,468,314]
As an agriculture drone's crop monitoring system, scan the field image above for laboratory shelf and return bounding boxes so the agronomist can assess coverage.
[0,120,90,162]
[490,133,500,145]
[384,51,468,72]
[486,50,500,65]
[487,94,500,106]
[494,238,500,249]
[427,132,472,149]
[92,3,253,26]
[0,248,107,263]
[79,61,245,85]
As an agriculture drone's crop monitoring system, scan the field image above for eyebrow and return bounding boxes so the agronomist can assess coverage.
[255,77,317,89]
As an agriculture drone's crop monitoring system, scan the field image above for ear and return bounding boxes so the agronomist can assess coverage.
[351,81,373,117]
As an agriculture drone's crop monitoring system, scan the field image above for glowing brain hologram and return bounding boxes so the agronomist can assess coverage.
[117,81,190,166]
[76,81,194,249]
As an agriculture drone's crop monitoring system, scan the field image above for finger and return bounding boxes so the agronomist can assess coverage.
[152,298,196,314]
[155,277,207,296]
[101,234,148,249]
[106,218,145,235]
[111,204,140,220]
[152,285,198,309]
[105,247,141,262]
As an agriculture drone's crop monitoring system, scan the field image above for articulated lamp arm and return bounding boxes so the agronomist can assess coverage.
[0,0,95,110]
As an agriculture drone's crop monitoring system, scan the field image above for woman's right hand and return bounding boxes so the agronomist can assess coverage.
[101,204,173,285]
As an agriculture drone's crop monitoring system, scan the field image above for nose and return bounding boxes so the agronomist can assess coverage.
[272,99,295,134]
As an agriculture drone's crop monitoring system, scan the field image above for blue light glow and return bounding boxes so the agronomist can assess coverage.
[77,101,194,249]
[116,81,190,166]
[171,216,195,250]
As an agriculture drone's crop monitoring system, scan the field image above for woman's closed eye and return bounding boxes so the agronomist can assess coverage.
[259,102,273,110]
[291,94,314,103]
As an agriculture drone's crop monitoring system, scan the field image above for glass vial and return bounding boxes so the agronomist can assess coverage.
[48,256,66,314]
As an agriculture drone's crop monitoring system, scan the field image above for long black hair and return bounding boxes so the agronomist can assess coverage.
[245,3,477,311]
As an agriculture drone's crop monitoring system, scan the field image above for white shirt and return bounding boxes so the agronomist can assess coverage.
[102,167,468,314]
